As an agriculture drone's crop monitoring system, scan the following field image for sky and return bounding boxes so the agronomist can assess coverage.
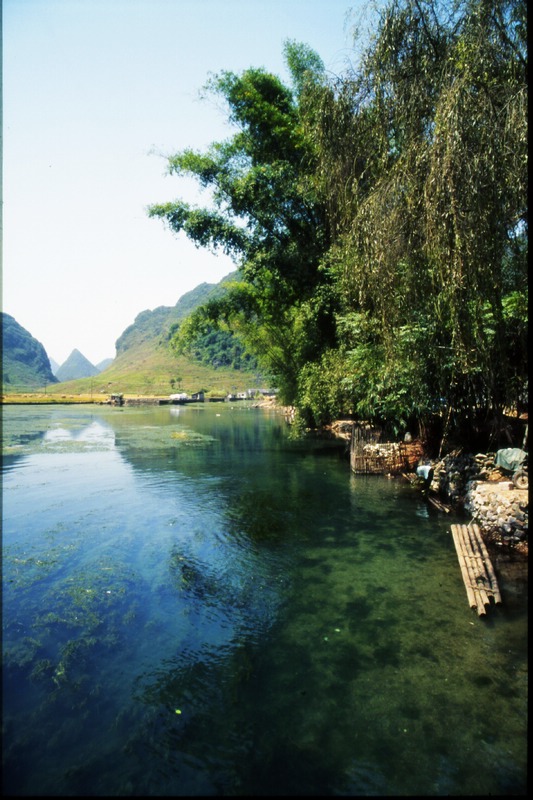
[2,0,373,366]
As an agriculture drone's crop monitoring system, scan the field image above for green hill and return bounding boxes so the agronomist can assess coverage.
[45,273,264,397]
[114,276,233,356]
[1,312,58,390]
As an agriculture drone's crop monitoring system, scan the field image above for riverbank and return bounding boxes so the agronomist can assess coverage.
[427,449,528,556]
[1,393,214,405]
[325,420,528,558]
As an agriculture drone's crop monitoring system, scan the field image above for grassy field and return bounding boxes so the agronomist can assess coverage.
[2,393,99,404]
[2,343,265,403]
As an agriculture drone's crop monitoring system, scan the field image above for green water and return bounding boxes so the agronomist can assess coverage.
[2,403,527,795]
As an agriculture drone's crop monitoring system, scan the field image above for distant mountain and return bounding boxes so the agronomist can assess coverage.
[49,357,61,375]
[50,354,113,377]
[55,349,100,382]
[96,358,114,372]
[1,312,58,389]
[19,272,263,396]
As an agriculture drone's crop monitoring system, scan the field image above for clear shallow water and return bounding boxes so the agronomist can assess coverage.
[2,403,527,796]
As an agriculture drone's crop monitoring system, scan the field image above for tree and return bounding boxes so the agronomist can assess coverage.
[148,41,334,404]
[149,1,527,439]
[305,0,527,435]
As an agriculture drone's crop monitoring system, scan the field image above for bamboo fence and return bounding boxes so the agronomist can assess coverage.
[350,424,424,474]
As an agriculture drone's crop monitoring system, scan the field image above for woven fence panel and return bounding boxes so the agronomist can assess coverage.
[350,425,423,474]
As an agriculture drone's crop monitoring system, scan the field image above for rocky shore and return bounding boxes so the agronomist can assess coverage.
[427,449,528,554]
[325,419,528,556]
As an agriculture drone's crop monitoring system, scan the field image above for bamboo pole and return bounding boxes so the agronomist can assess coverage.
[451,524,503,614]
[471,524,502,604]
[463,526,492,607]
[428,495,451,513]
[458,526,491,611]
[451,525,478,610]
[452,525,488,614]
[467,525,495,604]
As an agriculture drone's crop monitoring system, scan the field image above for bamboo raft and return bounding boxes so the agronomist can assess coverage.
[451,523,502,616]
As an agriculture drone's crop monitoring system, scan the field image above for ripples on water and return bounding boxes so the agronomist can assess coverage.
[2,404,527,795]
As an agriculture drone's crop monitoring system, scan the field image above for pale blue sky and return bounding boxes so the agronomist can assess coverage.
[3,0,374,365]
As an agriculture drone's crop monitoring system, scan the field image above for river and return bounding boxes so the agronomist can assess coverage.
[2,402,527,795]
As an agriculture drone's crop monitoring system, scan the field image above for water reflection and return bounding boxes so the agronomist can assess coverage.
[42,419,115,448]
[2,404,528,796]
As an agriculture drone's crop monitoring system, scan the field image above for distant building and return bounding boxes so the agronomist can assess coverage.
[169,393,188,402]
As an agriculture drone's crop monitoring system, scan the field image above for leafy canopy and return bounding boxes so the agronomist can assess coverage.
[149,1,527,442]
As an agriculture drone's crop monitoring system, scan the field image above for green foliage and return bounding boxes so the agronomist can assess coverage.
[150,0,527,434]
[148,201,249,258]
[297,349,349,427]
[283,39,326,97]
[180,326,258,372]
[311,0,527,430]
[148,45,333,405]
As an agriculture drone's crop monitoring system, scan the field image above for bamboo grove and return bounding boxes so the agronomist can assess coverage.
[148,0,527,441]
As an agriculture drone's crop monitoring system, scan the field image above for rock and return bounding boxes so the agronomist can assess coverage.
[423,450,528,551]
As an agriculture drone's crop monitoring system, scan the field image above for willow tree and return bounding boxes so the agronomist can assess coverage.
[424,0,528,424]
[303,0,527,435]
[148,42,335,403]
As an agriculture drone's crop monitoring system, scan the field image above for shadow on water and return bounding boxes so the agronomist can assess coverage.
[1,404,528,796]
